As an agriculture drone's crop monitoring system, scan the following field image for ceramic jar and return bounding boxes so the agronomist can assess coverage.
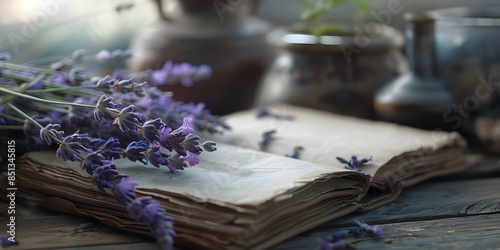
[254,24,407,119]
[128,0,271,115]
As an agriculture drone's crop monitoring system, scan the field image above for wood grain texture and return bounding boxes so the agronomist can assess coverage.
[2,177,500,250]
[273,213,500,250]
[0,201,151,250]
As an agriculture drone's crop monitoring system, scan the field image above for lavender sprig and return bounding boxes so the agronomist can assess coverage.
[0,49,227,250]
[0,235,19,247]
[320,220,383,250]
[336,155,373,174]
[258,129,277,150]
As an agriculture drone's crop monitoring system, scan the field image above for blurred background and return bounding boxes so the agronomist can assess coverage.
[1,0,498,62]
[2,0,500,149]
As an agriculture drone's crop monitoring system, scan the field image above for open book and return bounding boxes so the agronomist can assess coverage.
[2,104,479,249]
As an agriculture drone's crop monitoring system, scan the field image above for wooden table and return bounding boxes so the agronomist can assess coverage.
[1,157,500,250]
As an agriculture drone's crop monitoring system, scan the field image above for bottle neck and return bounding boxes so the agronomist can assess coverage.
[406,17,437,79]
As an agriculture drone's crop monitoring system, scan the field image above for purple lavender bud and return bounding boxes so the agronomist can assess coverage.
[71,49,86,62]
[94,95,119,122]
[348,226,363,237]
[256,106,270,118]
[183,134,202,155]
[127,196,156,223]
[337,155,373,172]
[123,140,149,164]
[324,229,350,242]
[357,156,373,166]
[39,123,64,145]
[95,76,115,94]
[140,118,165,144]
[285,146,303,159]
[320,241,353,250]
[114,176,138,205]
[202,141,217,152]
[126,196,176,250]
[50,57,73,71]
[258,129,277,149]
[159,117,194,156]
[96,50,111,61]
[0,235,19,246]
[50,74,70,85]
[113,105,141,132]
[56,134,91,162]
[115,3,135,12]
[182,151,200,166]
[145,143,169,168]
[0,52,12,61]
[81,150,106,174]
[98,137,123,160]
[166,154,187,172]
[110,49,132,60]
[92,164,120,192]
[353,219,383,237]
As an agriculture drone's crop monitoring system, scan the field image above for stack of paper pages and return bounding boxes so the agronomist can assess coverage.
[1,105,479,249]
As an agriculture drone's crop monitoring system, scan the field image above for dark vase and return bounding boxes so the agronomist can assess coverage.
[254,24,406,119]
[128,0,271,115]
[374,13,454,130]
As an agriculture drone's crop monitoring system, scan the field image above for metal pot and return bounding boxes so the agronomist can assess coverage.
[432,7,500,118]
[254,24,407,119]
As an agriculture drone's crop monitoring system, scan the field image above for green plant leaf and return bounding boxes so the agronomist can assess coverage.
[353,0,370,13]
[310,23,346,36]
[300,7,329,23]
[298,0,315,9]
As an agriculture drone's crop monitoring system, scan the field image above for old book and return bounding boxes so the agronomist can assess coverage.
[1,104,479,249]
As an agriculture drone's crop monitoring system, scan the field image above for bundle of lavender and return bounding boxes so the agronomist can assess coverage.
[0,50,229,249]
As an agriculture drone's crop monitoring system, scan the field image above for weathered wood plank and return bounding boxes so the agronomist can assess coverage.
[0,201,151,250]
[328,177,500,227]
[3,176,500,249]
[273,213,500,250]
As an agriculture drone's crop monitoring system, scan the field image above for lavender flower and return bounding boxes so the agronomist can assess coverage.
[182,134,202,155]
[256,106,295,120]
[0,50,221,250]
[0,52,11,61]
[159,117,194,155]
[320,241,353,250]
[92,164,120,192]
[123,140,149,164]
[285,146,303,159]
[69,67,88,86]
[353,219,383,237]
[182,151,200,166]
[71,49,86,62]
[56,134,91,162]
[139,118,164,143]
[114,176,138,205]
[113,105,141,132]
[95,137,123,160]
[95,76,115,94]
[96,50,111,61]
[202,141,217,152]
[258,129,277,149]
[126,196,175,250]
[0,235,19,247]
[81,150,107,174]
[151,61,211,87]
[336,155,373,172]
[145,143,169,168]
[166,154,187,172]
[94,95,119,122]
[39,123,64,145]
